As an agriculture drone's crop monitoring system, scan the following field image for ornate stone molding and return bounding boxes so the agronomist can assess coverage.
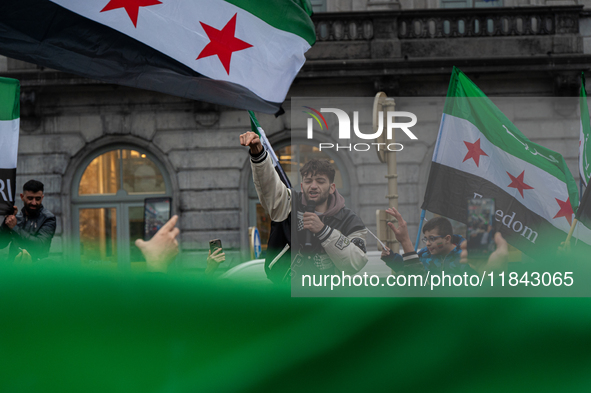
[397,6,580,39]
[314,18,375,42]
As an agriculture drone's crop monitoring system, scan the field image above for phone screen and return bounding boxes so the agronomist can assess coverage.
[209,239,222,253]
[143,197,172,241]
[466,198,496,260]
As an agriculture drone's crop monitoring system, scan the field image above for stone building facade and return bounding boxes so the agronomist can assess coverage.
[1,0,591,270]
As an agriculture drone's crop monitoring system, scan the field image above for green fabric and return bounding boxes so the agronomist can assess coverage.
[444,67,579,211]
[249,110,262,136]
[1,265,591,392]
[0,77,19,121]
[580,72,591,185]
[224,0,316,46]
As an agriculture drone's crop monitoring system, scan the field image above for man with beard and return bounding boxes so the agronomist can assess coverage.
[240,131,367,284]
[0,180,56,262]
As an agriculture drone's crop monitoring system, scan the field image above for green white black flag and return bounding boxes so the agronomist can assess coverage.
[579,72,591,187]
[422,67,590,256]
[0,77,19,216]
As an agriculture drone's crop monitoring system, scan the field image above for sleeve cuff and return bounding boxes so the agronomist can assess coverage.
[381,252,404,271]
[315,225,333,243]
[250,149,267,164]
[402,251,419,263]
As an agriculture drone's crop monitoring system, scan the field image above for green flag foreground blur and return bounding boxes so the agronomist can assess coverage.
[1,265,591,393]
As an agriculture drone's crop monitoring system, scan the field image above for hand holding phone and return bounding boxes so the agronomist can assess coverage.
[205,239,225,275]
[143,197,172,241]
[466,198,496,260]
[209,239,222,253]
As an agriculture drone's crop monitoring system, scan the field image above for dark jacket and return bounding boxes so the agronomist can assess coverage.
[382,234,476,276]
[250,150,367,284]
[0,205,56,261]
[265,189,367,283]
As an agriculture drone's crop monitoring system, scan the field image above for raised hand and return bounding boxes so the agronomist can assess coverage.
[385,207,414,253]
[135,215,180,272]
[239,131,263,155]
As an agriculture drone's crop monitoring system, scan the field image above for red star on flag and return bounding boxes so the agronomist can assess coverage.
[197,14,253,75]
[101,0,162,28]
[463,139,488,167]
[553,197,574,226]
[506,170,534,198]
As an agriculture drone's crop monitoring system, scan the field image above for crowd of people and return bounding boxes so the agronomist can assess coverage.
[0,133,510,282]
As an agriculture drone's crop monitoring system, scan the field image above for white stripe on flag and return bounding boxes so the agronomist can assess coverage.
[0,119,19,168]
[51,0,310,103]
[436,114,573,233]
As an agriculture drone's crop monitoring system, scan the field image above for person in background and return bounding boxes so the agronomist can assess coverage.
[0,180,56,262]
[380,207,470,276]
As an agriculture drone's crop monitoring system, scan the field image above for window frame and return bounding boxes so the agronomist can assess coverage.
[71,145,173,268]
[72,144,172,204]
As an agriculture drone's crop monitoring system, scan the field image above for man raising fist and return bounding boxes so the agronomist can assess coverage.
[240,131,368,284]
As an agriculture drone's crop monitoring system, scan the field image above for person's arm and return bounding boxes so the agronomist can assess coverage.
[460,232,509,276]
[382,207,425,275]
[204,248,225,275]
[241,131,291,222]
[381,246,425,276]
[11,216,56,259]
[319,227,368,274]
[135,216,180,273]
[384,207,415,253]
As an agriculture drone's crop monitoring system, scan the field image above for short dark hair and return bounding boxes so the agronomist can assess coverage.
[423,216,453,238]
[23,180,44,194]
[300,159,335,183]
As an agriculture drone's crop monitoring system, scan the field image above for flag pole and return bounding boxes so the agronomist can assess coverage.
[565,218,579,246]
[248,111,291,188]
[415,209,426,252]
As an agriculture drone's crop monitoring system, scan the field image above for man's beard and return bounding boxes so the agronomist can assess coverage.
[24,205,40,217]
[304,189,329,207]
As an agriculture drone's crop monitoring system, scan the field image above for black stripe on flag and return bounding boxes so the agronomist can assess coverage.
[421,162,589,258]
[0,0,281,113]
[0,168,16,216]
[576,183,591,229]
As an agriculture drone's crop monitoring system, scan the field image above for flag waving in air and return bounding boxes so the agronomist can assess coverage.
[422,67,591,257]
[0,0,316,114]
[579,72,591,187]
[0,77,20,216]
[248,111,291,188]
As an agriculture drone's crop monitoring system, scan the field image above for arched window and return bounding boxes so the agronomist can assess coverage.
[72,147,172,269]
[248,142,350,254]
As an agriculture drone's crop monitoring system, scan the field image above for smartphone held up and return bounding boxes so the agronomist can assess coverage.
[209,239,222,254]
[466,198,496,260]
[143,197,172,241]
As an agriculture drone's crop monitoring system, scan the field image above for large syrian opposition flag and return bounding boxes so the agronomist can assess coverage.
[579,72,591,187]
[0,77,19,216]
[422,67,591,257]
[0,0,316,114]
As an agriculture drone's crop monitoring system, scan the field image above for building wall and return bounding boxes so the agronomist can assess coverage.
[0,3,588,266]
[323,0,590,11]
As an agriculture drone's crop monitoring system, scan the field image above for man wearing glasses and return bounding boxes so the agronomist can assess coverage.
[381,207,473,276]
